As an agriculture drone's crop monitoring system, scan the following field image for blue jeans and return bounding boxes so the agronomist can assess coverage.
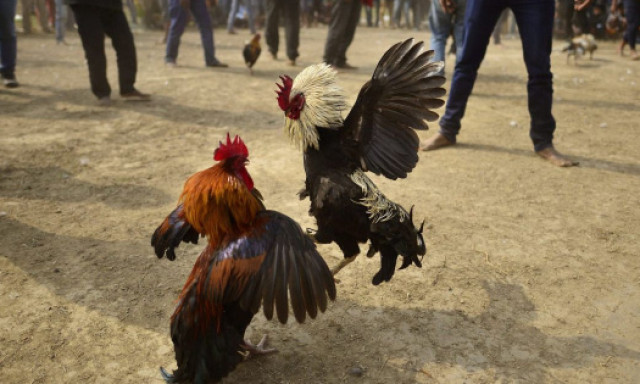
[429,0,466,69]
[439,0,556,152]
[54,0,67,42]
[166,0,217,65]
[0,0,17,78]
[393,0,411,27]
[228,0,257,34]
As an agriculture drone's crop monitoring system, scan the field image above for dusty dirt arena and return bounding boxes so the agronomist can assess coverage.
[1,26,639,384]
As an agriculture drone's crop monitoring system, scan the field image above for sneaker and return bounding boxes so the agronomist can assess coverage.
[121,89,151,101]
[165,60,177,68]
[2,75,19,88]
[98,96,111,106]
[287,59,296,66]
[206,61,229,68]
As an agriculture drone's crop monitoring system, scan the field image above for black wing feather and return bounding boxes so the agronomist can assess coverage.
[151,204,200,261]
[237,210,336,324]
[342,38,446,180]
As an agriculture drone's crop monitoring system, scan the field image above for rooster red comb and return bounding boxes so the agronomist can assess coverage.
[214,133,249,161]
[276,75,293,111]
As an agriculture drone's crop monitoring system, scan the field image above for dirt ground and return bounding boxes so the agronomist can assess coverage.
[1,25,639,384]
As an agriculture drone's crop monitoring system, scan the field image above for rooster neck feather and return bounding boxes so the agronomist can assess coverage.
[179,164,262,248]
[349,169,407,224]
[284,63,348,150]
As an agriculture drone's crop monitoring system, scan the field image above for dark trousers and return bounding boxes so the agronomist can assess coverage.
[0,0,17,78]
[165,0,216,65]
[560,0,588,39]
[265,0,299,61]
[71,4,137,98]
[623,0,640,50]
[439,0,556,152]
[323,0,361,66]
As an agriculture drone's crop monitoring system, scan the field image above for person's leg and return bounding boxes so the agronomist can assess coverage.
[511,0,556,152]
[54,0,66,42]
[574,7,589,35]
[403,0,411,28]
[434,0,503,144]
[374,0,380,26]
[365,4,373,26]
[428,0,451,64]
[323,0,345,64]
[165,0,188,63]
[493,8,507,44]
[21,0,33,34]
[392,0,402,27]
[452,0,467,65]
[0,0,18,84]
[70,4,111,98]
[264,0,279,56]
[35,0,51,32]
[247,0,257,34]
[333,0,360,66]
[283,0,300,62]
[102,8,137,95]
[623,0,639,58]
[190,0,217,65]
[562,0,573,40]
[126,0,138,24]
[227,0,239,32]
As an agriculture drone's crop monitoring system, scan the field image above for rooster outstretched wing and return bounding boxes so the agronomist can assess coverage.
[151,204,200,261]
[342,39,446,180]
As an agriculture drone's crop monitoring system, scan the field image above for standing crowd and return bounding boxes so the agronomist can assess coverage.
[1,0,638,165]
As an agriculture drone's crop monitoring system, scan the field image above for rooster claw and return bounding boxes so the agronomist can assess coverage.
[240,335,278,360]
[305,228,317,242]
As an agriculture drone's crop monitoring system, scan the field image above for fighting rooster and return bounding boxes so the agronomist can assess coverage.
[276,39,445,285]
[151,134,336,383]
[243,33,262,74]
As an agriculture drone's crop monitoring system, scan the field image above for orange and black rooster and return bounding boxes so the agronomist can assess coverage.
[243,33,261,74]
[276,39,446,285]
[151,134,336,383]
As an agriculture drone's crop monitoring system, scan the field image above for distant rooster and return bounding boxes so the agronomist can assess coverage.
[243,33,262,74]
[562,34,598,63]
[275,39,446,285]
[151,134,336,383]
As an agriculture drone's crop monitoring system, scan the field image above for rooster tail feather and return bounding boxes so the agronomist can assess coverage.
[166,295,251,384]
[152,204,199,261]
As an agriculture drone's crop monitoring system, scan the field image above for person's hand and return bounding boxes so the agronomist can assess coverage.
[574,0,592,12]
[439,0,456,13]
[180,0,191,9]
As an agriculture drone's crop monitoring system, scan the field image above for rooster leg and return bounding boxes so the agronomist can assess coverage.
[331,255,358,276]
[240,335,278,360]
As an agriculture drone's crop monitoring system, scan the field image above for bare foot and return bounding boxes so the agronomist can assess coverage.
[630,50,639,61]
[618,40,626,56]
[536,147,579,167]
[420,133,454,151]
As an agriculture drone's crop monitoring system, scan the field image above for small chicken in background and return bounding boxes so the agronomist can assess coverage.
[562,34,598,64]
[243,33,262,74]
[152,134,336,383]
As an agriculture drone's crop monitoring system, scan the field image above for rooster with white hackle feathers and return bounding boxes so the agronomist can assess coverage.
[275,39,446,285]
[151,134,336,384]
